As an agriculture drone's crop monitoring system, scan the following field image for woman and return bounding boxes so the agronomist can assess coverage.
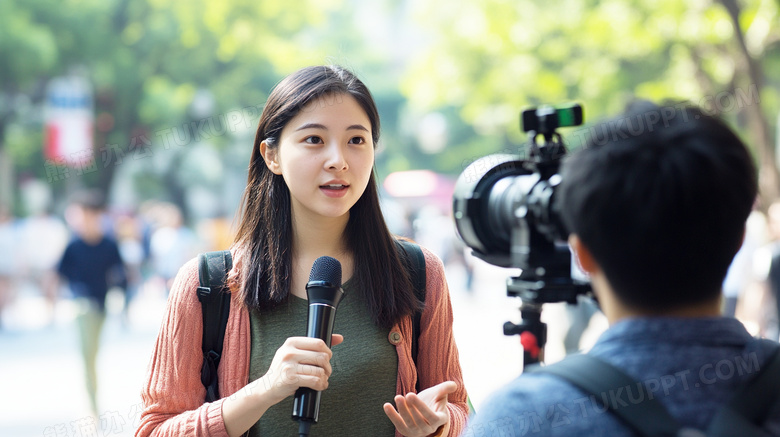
[136,65,469,437]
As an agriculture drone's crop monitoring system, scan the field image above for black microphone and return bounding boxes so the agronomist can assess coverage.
[292,256,345,436]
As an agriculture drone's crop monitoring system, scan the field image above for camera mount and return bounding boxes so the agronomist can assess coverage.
[453,103,591,369]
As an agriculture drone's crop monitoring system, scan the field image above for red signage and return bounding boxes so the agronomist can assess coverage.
[44,76,94,167]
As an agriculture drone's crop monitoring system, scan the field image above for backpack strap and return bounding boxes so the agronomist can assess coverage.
[395,239,427,392]
[394,239,477,415]
[706,339,780,437]
[527,354,680,437]
[196,250,233,403]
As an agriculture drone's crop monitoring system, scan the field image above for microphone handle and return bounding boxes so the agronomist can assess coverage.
[292,303,337,422]
[306,303,337,346]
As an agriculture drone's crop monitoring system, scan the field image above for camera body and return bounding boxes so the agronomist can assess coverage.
[453,103,590,304]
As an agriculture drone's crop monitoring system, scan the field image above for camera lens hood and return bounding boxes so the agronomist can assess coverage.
[453,154,531,262]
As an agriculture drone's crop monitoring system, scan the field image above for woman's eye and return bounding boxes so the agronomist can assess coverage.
[304,136,323,144]
[348,136,366,145]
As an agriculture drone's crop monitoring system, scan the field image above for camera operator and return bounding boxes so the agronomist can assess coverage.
[463,102,780,436]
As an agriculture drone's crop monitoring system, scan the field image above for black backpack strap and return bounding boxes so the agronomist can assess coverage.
[528,354,680,437]
[706,339,780,437]
[196,250,233,403]
[395,239,427,392]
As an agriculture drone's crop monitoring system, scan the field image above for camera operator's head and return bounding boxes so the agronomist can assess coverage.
[558,102,757,320]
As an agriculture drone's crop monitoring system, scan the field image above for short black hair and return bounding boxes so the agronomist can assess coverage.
[70,189,106,211]
[557,102,757,311]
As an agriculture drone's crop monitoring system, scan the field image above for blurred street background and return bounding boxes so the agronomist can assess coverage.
[3,0,780,435]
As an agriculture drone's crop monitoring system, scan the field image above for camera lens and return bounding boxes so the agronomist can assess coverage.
[453,154,534,266]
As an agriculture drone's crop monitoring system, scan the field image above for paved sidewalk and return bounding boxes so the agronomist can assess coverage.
[1,285,165,437]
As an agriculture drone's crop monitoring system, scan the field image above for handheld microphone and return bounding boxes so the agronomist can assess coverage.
[292,256,345,436]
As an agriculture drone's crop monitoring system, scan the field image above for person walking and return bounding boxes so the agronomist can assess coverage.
[55,190,127,416]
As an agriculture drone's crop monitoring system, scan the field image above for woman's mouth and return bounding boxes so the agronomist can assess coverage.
[320,184,349,197]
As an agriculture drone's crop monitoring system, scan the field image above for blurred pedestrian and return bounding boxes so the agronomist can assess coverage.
[0,206,17,329]
[53,189,127,416]
[413,205,456,264]
[17,196,68,323]
[764,201,780,340]
[197,212,235,252]
[562,296,599,354]
[115,211,147,327]
[148,202,199,292]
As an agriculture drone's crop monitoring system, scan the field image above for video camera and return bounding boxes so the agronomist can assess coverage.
[452,103,592,366]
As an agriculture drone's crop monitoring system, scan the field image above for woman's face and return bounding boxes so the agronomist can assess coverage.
[262,93,375,223]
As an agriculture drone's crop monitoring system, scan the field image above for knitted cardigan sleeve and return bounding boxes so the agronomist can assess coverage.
[414,246,470,437]
[135,258,230,437]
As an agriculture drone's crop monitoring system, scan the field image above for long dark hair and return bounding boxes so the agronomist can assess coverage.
[232,65,419,328]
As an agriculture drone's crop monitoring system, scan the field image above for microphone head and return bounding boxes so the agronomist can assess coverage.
[308,256,342,286]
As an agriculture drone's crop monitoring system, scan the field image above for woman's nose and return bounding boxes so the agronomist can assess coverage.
[325,143,348,171]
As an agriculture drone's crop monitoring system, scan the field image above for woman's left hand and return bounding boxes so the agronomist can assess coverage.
[383,381,458,437]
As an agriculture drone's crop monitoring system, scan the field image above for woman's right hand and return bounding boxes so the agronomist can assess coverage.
[262,334,344,404]
[222,334,343,437]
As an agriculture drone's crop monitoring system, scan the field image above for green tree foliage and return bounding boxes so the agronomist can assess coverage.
[1,0,414,215]
[402,0,780,204]
[4,0,779,214]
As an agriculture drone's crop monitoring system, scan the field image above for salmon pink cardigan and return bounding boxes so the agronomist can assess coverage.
[136,246,469,437]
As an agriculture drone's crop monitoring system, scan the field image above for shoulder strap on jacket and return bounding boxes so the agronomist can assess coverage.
[706,339,780,437]
[196,250,233,403]
[527,354,680,437]
[395,239,426,391]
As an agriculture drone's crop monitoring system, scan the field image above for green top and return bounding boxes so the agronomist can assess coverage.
[247,280,399,436]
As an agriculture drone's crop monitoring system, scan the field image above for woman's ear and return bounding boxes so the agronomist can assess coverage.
[568,234,599,275]
[260,140,282,175]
